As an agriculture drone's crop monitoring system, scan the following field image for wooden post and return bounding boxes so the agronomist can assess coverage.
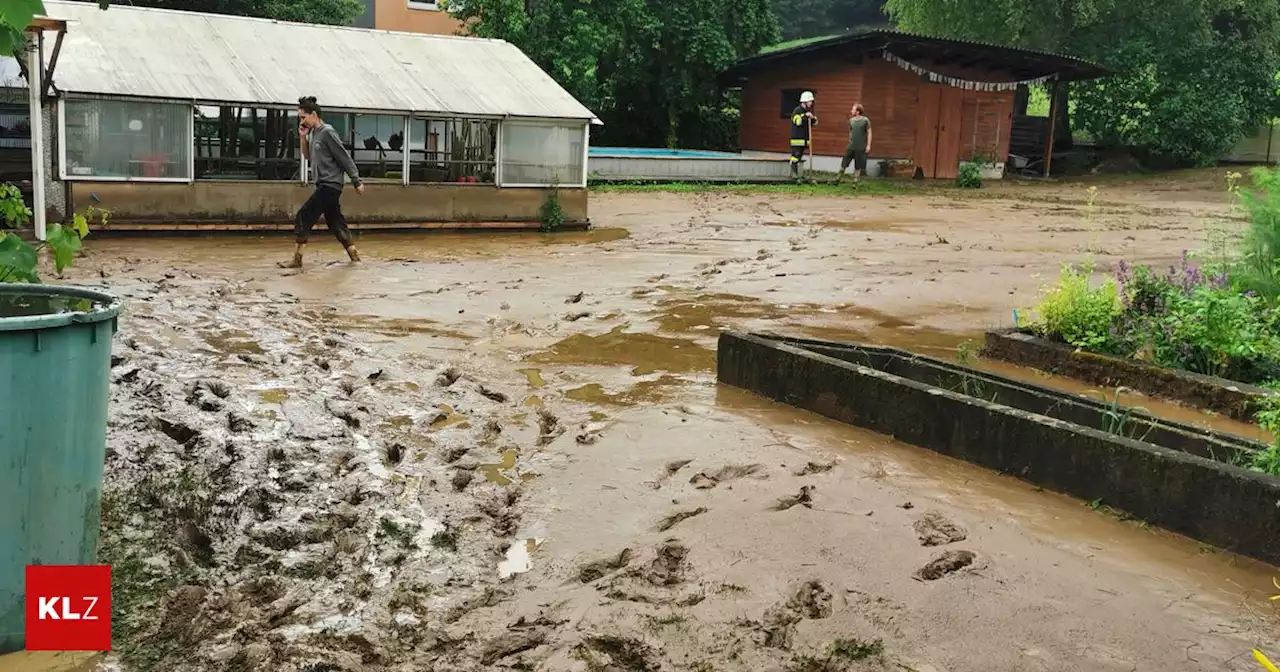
[1042,80,1061,178]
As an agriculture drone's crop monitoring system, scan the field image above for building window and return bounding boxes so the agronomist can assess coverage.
[63,98,192,180]
[326,112,408,181]
[500,121,584,186]
[779,88,815,118]
[194,106,299,181]
[407,0,440,10]
[408,117,496,183]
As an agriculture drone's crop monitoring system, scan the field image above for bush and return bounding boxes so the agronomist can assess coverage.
[1027,262,1120,350]
[1234,166,1280,302]
[956,161,981,189]
[538,187,564,233]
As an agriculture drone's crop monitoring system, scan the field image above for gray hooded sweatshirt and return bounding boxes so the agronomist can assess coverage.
[308,123,362,190]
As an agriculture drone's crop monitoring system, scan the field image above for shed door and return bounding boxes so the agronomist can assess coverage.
[912,84,965,179]
[913,85,941,177]
[934,87,965,179]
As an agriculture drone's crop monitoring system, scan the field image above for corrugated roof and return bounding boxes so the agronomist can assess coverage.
[35,0,598,121]
[722,29,1109,83]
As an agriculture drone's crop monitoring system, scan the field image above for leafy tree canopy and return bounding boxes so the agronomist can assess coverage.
[66,0,364,26]
[449,0,780,149]
[885,0,1280,165]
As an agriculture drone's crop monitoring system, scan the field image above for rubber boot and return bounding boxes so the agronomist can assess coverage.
[278,243,304,269]
[346,245,361,263]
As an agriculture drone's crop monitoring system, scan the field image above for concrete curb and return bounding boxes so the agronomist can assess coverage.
[717,331,1280,565]
[980,328,1272,422]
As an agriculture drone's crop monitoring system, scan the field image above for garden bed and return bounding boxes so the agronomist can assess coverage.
[982,328,1272,422]
[717,331,1280,565]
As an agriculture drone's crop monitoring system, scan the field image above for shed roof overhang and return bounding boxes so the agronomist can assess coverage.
[719,30,1109,86]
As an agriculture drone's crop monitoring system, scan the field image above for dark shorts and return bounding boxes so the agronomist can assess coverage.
[842,147,868,172]
[294,184,353,246]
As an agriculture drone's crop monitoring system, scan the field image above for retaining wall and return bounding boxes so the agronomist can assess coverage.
[717,331,1280,565]
[67,182,588,230]
[982,329,1271,421]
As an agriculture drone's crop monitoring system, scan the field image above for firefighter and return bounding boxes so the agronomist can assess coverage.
[789,91,818,178]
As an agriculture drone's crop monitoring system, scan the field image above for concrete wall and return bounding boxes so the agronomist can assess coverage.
[717,331,1280,565]
[374,0,462,35]
[68,182,587,227]
[351,0,376,28]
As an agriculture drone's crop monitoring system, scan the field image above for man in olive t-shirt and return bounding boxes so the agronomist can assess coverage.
[835,104,872,183]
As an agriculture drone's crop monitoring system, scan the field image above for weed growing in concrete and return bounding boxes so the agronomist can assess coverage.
[955,340,976,365]
[539,186,565,233]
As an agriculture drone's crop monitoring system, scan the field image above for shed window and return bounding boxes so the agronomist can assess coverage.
[408,118,497,184]
[780,88,815,118]
[63,98,192,180]
[499,121,585,186]
[326,112,409,182]
[194,105,299,181]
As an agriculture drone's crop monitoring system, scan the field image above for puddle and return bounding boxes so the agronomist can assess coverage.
[497,537,544,580]
[381,415,415,430]
[316,314,473,341]
[258,388,290,404]
[517,368,547,388]
[201,329,266,355]
[565,375,687,407]
[975,358,1273,442]
[526,325,714,376]
[649,293,824,334]
[430,404,467,429]
[481,449,519,485]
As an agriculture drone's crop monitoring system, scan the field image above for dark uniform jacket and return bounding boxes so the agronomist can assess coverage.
[790,105,816,146]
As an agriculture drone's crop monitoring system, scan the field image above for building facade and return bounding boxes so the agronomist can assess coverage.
[19,1,597,233]
[351,0,462,36]
[721,32,1107,179]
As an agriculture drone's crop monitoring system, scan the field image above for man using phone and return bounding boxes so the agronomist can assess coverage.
[279,95,365,269]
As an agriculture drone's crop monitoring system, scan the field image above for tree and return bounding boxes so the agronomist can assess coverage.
[884,0,1280,165]
[774,0,888,42]
[449,0,780,149]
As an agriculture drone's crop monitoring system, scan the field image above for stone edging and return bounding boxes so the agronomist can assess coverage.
[981,328,1272,422]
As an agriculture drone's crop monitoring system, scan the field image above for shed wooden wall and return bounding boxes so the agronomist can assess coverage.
[738,56,1016,164]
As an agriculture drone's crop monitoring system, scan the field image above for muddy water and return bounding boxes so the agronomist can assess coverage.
[70,181,1280,671]
[711,385,1280,611]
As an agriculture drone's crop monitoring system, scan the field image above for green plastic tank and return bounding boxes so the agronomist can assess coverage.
[0,284,122,653]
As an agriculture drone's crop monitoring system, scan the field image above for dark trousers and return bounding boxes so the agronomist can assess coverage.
[294,185,352,246]
[790,143,807,174]
[841,147,868,173]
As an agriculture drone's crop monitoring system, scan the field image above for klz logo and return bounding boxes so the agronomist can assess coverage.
[25,565,112,651]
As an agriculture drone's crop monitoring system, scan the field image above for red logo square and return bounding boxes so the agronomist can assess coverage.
[24,565,112,651]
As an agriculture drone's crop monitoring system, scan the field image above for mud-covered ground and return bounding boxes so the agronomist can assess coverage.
[61,170,1280,671]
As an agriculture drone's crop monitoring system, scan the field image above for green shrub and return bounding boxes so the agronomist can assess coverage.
[1111,259,1280,383]
[1251,389,1280,476]
[1027,262,1120,350]
[956,161,982,189]
[1234,167,1280,302]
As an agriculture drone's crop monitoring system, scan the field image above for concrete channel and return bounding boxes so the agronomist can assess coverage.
[716,331,1280,565]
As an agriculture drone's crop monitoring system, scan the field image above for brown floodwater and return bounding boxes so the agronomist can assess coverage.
[710,384,1280,613]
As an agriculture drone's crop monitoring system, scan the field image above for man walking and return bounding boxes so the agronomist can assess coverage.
[835,104,872,184]
[279,96,364,269]
[789,91,818,179]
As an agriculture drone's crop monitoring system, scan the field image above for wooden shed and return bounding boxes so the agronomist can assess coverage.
[720,31,1107,179]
